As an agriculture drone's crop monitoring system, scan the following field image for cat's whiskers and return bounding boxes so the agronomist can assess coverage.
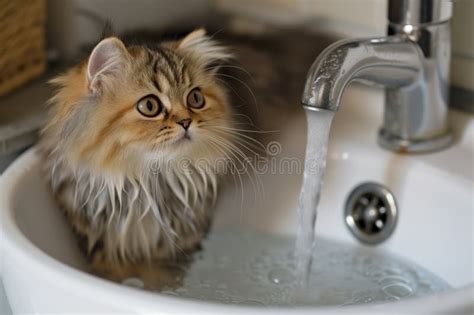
[210,128,266,158]
[206,134,264,202]
[230,113,257,127]
[205,139,245,209]
[201,117,273,132]
[206,136,261,223]
[213,134,265,199]
[211,124,279,134]
[201,123,269,154]
[214,77,247,105]
[206,64,256,85]
[213,73,260,114]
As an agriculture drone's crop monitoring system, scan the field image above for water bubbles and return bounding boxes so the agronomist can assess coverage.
[383,283,413,299]
[200,282,211,289]
[217,283,227,290]
[248,273,265,283]
[379,275,410,286]
[268,268,293,285]
[127,228,451,307]
[345,295,374,306]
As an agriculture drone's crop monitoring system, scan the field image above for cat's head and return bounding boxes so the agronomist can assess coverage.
[45,29,235,175]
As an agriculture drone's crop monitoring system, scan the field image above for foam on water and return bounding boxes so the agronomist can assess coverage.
[295,109,335,290]
[140,228,450,306]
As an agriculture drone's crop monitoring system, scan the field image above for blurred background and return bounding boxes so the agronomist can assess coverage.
[0,0,473,173]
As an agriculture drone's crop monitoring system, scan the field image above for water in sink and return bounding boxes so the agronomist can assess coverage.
[123,228,450,307]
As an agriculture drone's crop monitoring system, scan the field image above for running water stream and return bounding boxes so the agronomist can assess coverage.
[295,109,335,292]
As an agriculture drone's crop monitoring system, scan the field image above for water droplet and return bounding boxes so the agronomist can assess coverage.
[375,219,384,229]
[268,268,293,284]
[383,283,413,299]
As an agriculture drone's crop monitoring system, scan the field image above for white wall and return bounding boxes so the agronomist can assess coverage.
[215,0,474,90]
[215,0,387,36]
[47,0,214,59]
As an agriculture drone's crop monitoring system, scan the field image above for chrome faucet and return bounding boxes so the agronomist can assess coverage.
[302,0,453,153]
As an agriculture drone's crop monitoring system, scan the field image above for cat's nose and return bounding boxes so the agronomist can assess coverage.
[177,118,192,130]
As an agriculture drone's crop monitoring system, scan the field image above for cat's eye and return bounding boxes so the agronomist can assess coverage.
[136,95,162,117]
[187,88,205,109]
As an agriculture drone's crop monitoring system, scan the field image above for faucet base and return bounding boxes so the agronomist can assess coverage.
[378,129,453,153]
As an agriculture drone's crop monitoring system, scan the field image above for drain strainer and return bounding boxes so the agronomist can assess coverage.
[344,182,398,244]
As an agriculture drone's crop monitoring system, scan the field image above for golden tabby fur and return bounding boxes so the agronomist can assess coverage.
[40,29,236,276]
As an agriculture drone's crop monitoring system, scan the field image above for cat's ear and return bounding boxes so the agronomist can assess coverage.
[87,37,128,93]
[177,29,232,69]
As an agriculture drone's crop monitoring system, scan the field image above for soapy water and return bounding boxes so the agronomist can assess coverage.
[121,228,450,307]
[295,109,335,290]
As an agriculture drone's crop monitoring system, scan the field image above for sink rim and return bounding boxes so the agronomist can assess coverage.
[1,148,472,313]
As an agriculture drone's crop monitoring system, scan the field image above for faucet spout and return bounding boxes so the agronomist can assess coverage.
[301,0,453,153]
[302,32,452,153]
[302,35,422,112]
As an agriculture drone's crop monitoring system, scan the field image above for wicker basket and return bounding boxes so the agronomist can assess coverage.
[0,0,46,97]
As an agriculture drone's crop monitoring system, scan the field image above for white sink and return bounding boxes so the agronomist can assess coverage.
[1,85,473,313]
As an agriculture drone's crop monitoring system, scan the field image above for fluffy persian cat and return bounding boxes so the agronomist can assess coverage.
[40,29,235,274]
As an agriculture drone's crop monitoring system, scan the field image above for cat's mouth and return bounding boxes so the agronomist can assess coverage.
[169,132,192,145]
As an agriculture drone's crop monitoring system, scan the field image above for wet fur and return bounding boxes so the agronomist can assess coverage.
[40,30,234,270]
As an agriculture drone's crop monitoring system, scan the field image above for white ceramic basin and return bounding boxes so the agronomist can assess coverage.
[1,85,473,313]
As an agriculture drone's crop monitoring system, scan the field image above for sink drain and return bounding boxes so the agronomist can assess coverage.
[344,182,398,245]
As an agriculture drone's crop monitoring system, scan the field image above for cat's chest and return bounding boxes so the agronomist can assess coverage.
[54,167,215,223]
